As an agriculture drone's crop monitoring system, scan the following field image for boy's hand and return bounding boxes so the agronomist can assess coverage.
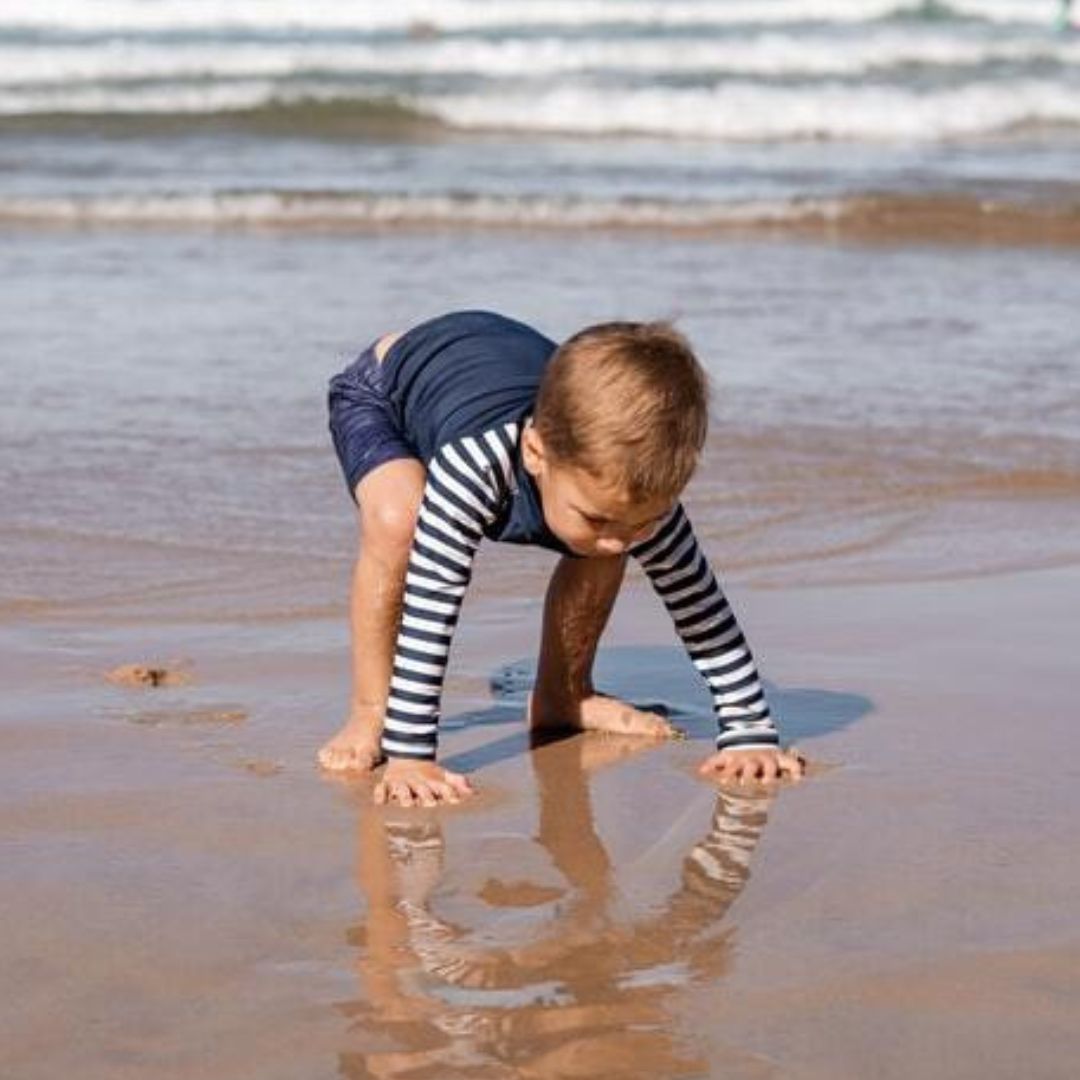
[698,746,806,784]
[374,759,474,807]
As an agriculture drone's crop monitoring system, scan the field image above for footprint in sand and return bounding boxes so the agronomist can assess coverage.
[123,706,248,728]
[237,759,284,778]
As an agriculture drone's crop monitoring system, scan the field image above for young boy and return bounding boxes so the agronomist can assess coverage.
[320,310,804,806]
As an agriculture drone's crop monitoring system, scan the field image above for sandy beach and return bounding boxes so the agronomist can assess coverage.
[2,221,1079,1078]
[3,544,1078,1078]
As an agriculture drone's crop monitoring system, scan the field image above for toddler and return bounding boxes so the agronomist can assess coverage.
[319,311,804,805]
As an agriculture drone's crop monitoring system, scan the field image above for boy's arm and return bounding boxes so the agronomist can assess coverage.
[629,504,780,753]
[380,429,514,764]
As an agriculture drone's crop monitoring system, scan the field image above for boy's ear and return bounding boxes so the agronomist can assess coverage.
[521,422,546,478]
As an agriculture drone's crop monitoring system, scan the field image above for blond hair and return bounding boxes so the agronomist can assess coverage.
[533,321,710,500]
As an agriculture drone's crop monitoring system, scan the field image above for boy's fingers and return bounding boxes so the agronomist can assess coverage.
[702,749,808,786]
[373,781,388,805]
[393,784,415,808]
[416,783,438,808]
[430,781,459,804]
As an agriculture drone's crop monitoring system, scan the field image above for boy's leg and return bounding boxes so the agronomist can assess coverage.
[530,554,675,738]
[318,458,426,772]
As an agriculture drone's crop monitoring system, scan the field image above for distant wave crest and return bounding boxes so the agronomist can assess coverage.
[3,79,1080,142]
[3,32,1079,87]
[0,93,440,136]
[0,0,1059,34]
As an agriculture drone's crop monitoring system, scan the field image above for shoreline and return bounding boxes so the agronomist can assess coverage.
[4,190,1080,247]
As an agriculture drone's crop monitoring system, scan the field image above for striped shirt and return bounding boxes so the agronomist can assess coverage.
[381,421,779,761]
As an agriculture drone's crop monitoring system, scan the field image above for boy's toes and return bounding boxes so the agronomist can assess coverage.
[317,737,382,773]
[578,695,674,739]
[619,706,674,738]
[317,747,347,772]
[316,743,339,768]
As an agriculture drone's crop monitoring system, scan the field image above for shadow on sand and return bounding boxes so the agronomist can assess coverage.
[442,644,870,774]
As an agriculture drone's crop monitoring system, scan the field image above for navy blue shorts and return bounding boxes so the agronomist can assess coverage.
[328,342,418,501]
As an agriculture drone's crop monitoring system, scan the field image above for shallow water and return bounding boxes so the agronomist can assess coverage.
[2,227,1077,632]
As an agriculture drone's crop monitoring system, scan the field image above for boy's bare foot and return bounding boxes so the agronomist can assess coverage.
[530,692,677,739]
[317,720,385,773]
[577,694,676,737]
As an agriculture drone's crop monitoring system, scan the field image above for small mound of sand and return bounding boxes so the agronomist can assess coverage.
[239,759,283,778]
[126,707,247,727]
[105,664,192,688]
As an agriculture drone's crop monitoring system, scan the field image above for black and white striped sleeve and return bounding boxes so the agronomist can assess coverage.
[629,504,780,753]
[380,426,517,761]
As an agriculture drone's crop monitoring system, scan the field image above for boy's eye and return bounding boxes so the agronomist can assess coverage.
[574,508,605,526]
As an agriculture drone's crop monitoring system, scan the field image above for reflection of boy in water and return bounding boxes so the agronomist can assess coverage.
[343,736,774,1078]
[319,311,804,804]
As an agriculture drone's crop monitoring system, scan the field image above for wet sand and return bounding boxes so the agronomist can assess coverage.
[2,557,1078,1079]
[2,223,1077,1076]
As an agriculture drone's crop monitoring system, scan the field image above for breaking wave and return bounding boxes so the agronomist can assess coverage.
[4,79,1080,142]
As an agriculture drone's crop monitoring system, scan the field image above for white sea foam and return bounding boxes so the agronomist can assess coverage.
[3,32,1079,88]
[430,79,1080,140]
[0,0,1061,34]
[0,80,280,115]
[0,190,830,230]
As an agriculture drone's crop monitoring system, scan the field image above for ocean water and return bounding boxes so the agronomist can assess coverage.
[1,0,1079,230]
[1,1,1078,623]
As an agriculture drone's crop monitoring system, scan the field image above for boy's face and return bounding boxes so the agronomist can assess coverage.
[522,426,673,557]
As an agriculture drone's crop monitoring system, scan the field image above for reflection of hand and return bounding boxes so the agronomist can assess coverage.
[374,759,474,807]
[698,745,806,785]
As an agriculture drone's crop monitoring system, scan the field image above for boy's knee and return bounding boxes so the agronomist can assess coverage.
[361,496,420,556]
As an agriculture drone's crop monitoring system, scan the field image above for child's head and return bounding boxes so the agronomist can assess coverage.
[524,320,709,557]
